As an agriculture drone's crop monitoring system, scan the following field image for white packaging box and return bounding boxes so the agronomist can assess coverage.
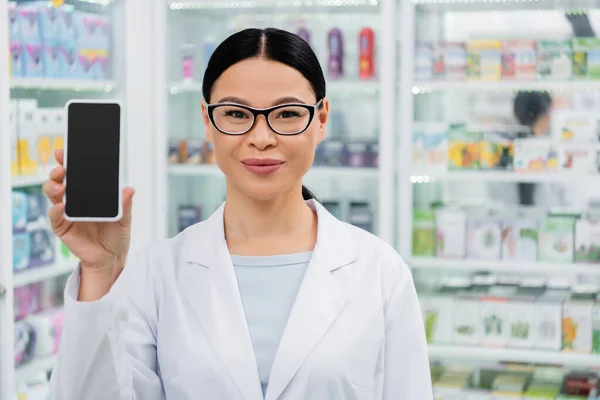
[17,99,39,176]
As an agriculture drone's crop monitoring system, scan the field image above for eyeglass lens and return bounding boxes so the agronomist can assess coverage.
[212,105,312,135]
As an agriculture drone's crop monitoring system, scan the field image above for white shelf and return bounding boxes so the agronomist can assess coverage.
[10,78,115,92]
[410,170,600,183]
[169,0,380,10]
[411,257,600,275]
[168,164,378,180]
[15,355,56,384]
[428,345,600,368]
[412,80,600,94]
[169,79,379,95]
[13,261,76,288]
[11,175,48,188]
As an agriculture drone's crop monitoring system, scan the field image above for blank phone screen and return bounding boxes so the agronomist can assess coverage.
[65,102,121,219]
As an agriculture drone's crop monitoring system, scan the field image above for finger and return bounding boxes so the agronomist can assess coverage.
[119,187,135,228]
[48,203,69,236]
[49,165,65,183]
[55,149,64,167]
[42,180,65,205]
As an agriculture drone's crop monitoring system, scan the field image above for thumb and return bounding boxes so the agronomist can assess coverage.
[119,187,135,228]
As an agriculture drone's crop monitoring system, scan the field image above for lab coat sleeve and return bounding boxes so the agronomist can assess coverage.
[383,265,433,400]
[50,252,164,400]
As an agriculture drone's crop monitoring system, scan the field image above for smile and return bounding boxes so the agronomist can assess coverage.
[241,159,285,175]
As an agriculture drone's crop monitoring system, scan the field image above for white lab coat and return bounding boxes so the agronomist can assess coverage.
[50,200,432,400]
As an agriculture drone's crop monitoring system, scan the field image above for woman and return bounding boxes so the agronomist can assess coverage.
[44,28,431,400]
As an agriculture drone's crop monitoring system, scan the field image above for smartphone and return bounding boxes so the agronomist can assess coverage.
[64,100,122,222]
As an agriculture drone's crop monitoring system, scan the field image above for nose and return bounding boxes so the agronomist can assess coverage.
[247,115,277,150]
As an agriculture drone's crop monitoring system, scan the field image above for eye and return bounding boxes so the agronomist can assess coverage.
[276,108,305,119]
[223,110,249,119]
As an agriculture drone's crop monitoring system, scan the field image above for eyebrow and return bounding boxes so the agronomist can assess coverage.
[215,96,308,107]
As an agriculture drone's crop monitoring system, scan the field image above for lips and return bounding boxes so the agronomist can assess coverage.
[242,158,284,175]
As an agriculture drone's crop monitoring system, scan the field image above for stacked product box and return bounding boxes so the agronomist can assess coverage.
[419,276,600,355]
[414,203,600,264]
[414,37,600,82]
[11,100,65,177]
[9,1,111,80]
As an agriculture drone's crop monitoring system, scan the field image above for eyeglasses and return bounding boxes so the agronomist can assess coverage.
[207,99,323,136]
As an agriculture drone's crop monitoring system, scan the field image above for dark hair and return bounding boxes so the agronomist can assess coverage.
[513,91,553,127]
[202,28,325,201]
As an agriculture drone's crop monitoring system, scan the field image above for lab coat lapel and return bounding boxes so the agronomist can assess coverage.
[181,203,263,400]
[265,200,358,400]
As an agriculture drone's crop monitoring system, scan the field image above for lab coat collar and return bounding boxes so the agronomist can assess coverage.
[179,199,358,400]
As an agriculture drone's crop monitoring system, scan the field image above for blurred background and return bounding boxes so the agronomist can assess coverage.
[1,0,600,399]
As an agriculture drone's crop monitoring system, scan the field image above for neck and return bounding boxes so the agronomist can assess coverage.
[223,183,315,243]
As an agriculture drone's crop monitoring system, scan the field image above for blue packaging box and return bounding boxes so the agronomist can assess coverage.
[9,2,19,40]
[12,192,28,233]
[10,42,24,77]
[13,233,31,272]
[42,42,63,78]
[35,2,61,43]
[23,42,44,77]
[17,6,41,42]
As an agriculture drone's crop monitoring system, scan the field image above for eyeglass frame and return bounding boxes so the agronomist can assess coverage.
[206,98,324,136]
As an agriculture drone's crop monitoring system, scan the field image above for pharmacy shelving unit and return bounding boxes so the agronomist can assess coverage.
[154,0,397,241]
[397,0,600,370]
[0,0,158,398]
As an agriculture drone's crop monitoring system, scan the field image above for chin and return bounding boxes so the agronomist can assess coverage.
[237,180,294,202]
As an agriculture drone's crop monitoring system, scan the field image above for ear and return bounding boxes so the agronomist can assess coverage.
[316,97,329,145]
[201,101,214,143]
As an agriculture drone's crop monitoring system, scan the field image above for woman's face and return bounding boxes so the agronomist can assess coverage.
[202,58,329,201]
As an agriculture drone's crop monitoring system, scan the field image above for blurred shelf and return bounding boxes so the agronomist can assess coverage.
[12,175,48,188]
[411,257,600,275]
[428,345,600,368]
[413,0,599,12]
[14,262,76,288]
[168,164,378,179]
[10,78,115,92]
[169,0,380,10]
[412,80,600,94]
[169,79,379,95]
[15,355,56,384]
[410,170,600,183]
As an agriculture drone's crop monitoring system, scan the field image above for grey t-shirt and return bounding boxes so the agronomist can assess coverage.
[231,252,312,398]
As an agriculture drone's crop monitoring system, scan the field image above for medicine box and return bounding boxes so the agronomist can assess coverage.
[12,191,28,233]
[36,2,61,43]
[17,6,41,42]
[13,232,31,272]
[441,41,467,81]
[415,42,433,82]
[448,123,481,170]
[575,218,600,263]
[467,40,502,81]
[480,285,516,347]
[563,288,595,353]
[420,290,454,344]
[572,38,600,79]
[57,4,75,42]
[537,40,572,80]
[414,122,448,171]
[533,286,569,351]
[27,218,55,268]
[10,41,23,77]
[10,100,19,176]
[558,143,598,173]
[501,216,538,262]
[42,42,62,79]
[453,291,481,345]
[36,108,56,174]
[551,110,599,142]
[436,208,467,258]
[23,43,44,77]
[9,2,19,40]
[467,213,502,260]
[514,139,557,172]
[538,216,575,263]
[502,39,536,81]
[17,100,39,176]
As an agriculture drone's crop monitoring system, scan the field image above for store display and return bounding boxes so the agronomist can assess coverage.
[415,37,600,83]
[551,110,600,143]
[538,214,576,263]
[26,308,65,359]
[296,27,310,45]
[435,207,467,259]
[412,210,436,257]
[8,1,111,80]
[575,217,600,263]
[412,122,448,171]
[466,210,502,260]
[203,37,216,71]
[501,211,539,261]
[168,138,215,165]
[420,276,600,355]
[447,123,481,169]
